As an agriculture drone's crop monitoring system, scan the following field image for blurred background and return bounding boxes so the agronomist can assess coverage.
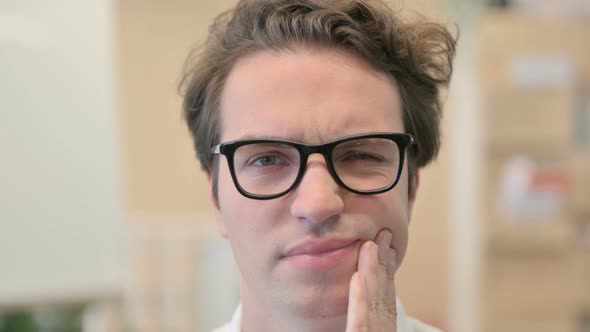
[0,0,589,331]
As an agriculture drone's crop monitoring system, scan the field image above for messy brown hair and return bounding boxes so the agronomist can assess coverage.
[180,0,456,196]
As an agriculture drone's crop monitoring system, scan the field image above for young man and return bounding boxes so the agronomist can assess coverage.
[181,1,456,331]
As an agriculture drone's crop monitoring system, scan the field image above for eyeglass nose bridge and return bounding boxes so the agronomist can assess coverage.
[291,143,343,192]
[299,143,333,162]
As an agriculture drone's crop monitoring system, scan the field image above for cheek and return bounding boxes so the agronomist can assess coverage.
[216,162,280,254]
[391,221,409,270]
[216,158,248,218]
[391,163,412,223]
[217,168,266,270]
[217,169,251,236]
[377,188,410,268]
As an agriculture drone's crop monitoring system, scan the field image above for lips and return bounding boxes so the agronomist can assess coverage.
[282,238,359,258]
[280,238,360,270]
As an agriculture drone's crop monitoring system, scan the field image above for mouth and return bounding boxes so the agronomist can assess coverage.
[280,238,361,270]
[282,238,359,256]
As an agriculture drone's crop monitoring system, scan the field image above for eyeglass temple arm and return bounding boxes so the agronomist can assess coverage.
[210,145,221,154]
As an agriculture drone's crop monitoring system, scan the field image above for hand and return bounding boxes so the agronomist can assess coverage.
[346,229,397,332]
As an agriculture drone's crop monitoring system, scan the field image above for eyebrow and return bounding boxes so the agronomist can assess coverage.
[237,132,400,145]
[239,133,304,142]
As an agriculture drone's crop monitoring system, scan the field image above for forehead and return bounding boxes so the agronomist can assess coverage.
[219,48,403,143]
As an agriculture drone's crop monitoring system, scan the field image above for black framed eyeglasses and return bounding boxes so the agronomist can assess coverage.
[210,132,415,200]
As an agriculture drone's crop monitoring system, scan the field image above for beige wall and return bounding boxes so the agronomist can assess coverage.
[397,137,450,328]
[118,0,238,215]
[118,0,451,327]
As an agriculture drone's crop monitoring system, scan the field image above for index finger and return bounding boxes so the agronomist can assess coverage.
[346,271,368,332]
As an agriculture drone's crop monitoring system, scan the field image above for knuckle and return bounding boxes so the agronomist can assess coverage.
[370,299,397,315]
[368,300,379,313]
[386,270,395,281]
[385,302,398,319]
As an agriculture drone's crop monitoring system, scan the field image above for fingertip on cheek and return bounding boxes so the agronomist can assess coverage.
[360,240,377,256]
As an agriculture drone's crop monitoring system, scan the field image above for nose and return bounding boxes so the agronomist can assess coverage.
[289,154,344,225]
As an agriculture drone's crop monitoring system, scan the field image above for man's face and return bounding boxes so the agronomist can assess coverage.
[212,48,417,316]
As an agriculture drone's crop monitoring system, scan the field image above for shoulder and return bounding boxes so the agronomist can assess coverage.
[210,302,442,332]
[397,299,443,332]
[407,317,443,332]
[209,304,241,332]
[210,323,232,332]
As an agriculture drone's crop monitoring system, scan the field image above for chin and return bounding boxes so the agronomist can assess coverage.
[281,280,351,318]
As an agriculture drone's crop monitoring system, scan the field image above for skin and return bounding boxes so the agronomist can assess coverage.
[209,47,419,332]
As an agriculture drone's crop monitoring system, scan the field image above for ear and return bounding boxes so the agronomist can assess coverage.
[407,170,420,222]
[207,171,228,239]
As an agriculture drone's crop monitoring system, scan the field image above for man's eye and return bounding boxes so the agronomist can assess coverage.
[250,155,286,167]
[342,152,383,162]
